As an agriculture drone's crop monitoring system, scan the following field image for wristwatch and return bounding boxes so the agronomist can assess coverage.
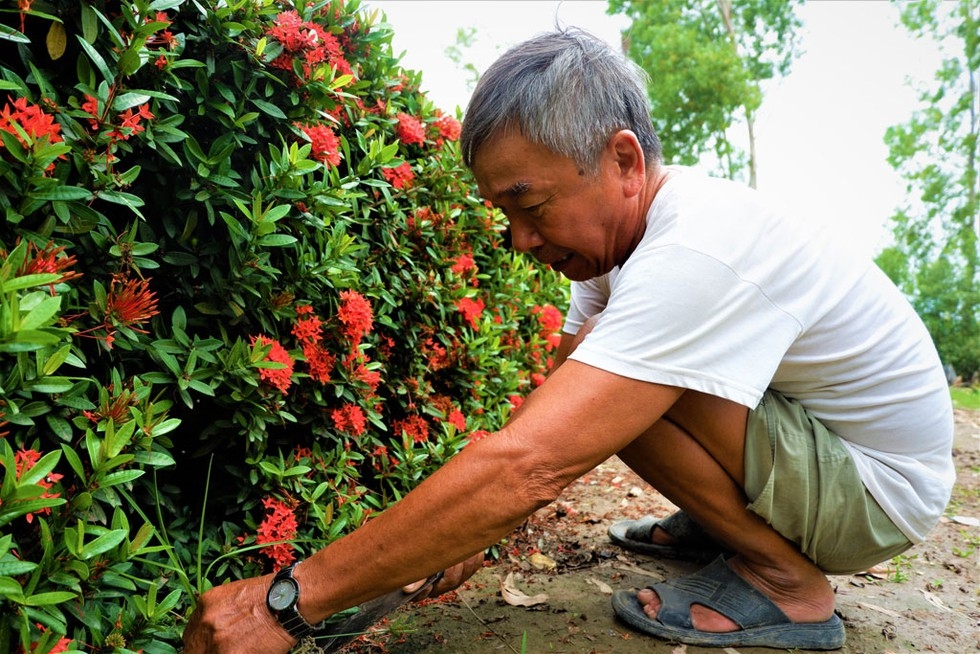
[266,562,326,640]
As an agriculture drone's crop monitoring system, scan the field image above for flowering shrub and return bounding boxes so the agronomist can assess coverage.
[0,1,567,652]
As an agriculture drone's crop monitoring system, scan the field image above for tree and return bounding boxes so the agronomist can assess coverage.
[608,0,803,186]
[876,0,979,380]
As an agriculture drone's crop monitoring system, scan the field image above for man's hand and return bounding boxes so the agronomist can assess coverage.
[182,574,295,654]
[402,552,485,599]
[182,553,484,654]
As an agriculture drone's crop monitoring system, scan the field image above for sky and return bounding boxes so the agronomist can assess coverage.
[364,1,945,259]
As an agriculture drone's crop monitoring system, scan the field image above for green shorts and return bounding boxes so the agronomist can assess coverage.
[743,390,912,574]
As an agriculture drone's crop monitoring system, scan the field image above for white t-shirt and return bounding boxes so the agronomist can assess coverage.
[566,167,954,543]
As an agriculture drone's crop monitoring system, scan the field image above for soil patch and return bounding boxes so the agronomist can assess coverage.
[345,408,979,654]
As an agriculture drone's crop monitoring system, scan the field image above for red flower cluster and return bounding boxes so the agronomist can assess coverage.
[256,497,298,569]
[11,448,62,524]
[292,305,336,384]
[299,123,342,168]
[395,112,425,146]
[106,276,160,330]
[337,290,373,347]
[80,96,154,141]
[422,337,451,371]
[381,162,414,189]
[331,403,366,437]
[0,95,62,148]
[0,96,64,173]
[455,296,485,329]
[27,623,72,653]
[266,10,352,83]
[16,240,82,294]
[252,335,294,394]
[533,303,564,350]
[450,253,476,277]
[433,113,461,146]
[393,415,429,444]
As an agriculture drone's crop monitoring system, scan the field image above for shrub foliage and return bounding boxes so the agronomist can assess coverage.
[0,1,568,651]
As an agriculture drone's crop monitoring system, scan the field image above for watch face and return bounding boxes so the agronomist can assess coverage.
[268,578,298,611]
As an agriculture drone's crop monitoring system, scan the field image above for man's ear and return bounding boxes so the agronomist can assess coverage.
[607,129,646,197]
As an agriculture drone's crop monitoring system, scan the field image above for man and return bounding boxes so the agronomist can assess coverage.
[183,28,954,652]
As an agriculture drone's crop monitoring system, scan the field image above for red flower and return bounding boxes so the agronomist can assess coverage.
[16,240,82,294]
[251,335,294,394]
[423,337,451,371]
[533,304,563,333]
[395,112,425,146]
[81,95,101,130]
[450,253,476,276]
[256,497,298,570]
[508,395,524,410]
[434,114,461,143]
[455,296,485,329]
[531,373,546,387]
[299,123,342,168]
[106,276,160,331]
[0,95,62,148]
[108,103,154,141]
[447,409,466,431]
[337,290,373,345]
[10,449,62,524]
[394,415,429,444]
[352,361,381,395]
[332,403,366,437]
[28,624,72,653]
[266,11,352,83]
[466,429,492,447]
[381,162,414,189]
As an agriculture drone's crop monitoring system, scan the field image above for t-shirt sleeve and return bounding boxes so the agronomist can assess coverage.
[563,276,611,335]
[568,246,802,408]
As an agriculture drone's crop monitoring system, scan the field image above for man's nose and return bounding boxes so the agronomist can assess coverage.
[508,216,543,253]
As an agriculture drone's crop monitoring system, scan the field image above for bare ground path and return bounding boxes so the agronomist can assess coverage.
[339,408,979,654]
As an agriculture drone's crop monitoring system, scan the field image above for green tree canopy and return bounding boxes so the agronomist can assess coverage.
[876,0,979,379]
[608,0,803,185]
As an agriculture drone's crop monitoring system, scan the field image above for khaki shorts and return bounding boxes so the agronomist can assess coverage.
[743,390,912,574]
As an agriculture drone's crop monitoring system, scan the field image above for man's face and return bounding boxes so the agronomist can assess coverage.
[471,131,643,282]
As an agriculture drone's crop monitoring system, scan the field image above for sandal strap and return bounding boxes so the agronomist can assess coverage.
[650,556,790,631]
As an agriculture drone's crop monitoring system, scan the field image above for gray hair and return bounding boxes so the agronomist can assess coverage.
[460,28,661,174]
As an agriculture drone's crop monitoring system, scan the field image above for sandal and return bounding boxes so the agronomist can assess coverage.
[611,556,845,650]
[608,510,726,562]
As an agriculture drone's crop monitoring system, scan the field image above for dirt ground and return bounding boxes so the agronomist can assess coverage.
[344,408,979,654]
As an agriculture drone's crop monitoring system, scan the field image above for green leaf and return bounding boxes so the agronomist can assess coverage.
[256,234,298,247]
[0,560,38,576]
[20,295,61,330]
[29,186,92,202]
[251,98,287,119]
[80,529,127,559]
[76,36,114,84]
[22,591,77,606]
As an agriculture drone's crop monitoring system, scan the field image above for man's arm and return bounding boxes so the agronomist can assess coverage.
[183,359,682,653]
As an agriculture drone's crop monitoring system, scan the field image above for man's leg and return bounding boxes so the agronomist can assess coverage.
[618,390,836,632]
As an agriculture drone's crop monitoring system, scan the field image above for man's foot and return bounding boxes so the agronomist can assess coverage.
[608,511,727,561]
[612,556,844,650]
[638,555,836,631]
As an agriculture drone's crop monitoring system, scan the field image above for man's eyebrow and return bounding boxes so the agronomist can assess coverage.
[503,181,531,197]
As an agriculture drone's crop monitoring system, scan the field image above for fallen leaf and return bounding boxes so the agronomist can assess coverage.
[586,577,613,595]
[950,515,980,527]
[613,561,665,581]
[529,552,557,571]
[919,589,951,612]
[499,573,548,607]
[858,601,902,618]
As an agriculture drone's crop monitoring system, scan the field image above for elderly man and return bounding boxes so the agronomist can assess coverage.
[183,28,954,652]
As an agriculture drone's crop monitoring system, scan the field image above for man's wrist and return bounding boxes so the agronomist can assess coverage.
[266,561,326,640]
